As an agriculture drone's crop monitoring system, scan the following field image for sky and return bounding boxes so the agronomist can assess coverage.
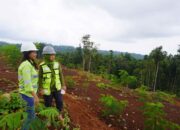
[0,0,180,55]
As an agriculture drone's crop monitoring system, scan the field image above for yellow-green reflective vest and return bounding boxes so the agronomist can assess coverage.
[18,60,38,97]
[40,61,61,95]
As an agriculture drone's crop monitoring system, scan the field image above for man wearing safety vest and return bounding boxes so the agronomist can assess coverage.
[18,43,39,130]
[39,45,66,120]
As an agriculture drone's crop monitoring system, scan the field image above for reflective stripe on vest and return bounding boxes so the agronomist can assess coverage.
[40,62,61,95]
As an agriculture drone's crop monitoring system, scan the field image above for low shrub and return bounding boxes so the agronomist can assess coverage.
[142,102,180,130]
[96,83,110,89]
[99,95,128,117]
[65,76,76,89]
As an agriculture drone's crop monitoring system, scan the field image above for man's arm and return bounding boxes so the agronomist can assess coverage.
[59,64,66,90]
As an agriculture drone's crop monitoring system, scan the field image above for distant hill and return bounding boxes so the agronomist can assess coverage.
[53,45,75,53]
[0,41,10,45]
[98,50,144,59]
[0,41,144,59]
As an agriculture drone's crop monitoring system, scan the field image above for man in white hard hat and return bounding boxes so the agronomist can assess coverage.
[18,42,39,130]
[39,45,66,121]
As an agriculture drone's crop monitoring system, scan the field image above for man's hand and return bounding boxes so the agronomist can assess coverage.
[62,86,67,91]
[32,92,39,105]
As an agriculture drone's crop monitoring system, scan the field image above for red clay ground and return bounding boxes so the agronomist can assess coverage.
[63,67,180,130]
[0,56,180,130]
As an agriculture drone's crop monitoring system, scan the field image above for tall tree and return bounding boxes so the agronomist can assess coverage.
[150,46,167,91]
[81,34,97,72]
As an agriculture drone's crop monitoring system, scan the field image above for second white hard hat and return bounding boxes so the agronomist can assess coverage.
[42,46,56,55]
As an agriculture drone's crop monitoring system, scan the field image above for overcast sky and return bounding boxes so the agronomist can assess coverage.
[0,0,180,55]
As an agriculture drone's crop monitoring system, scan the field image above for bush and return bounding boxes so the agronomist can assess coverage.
[39,107,60,128]
[0,110,25,130]
[0,90,76,129]
[153,91,176,104]
[118,70,138,88]
[0,92,26,113]
[99,95,128,117]
[0,45,21,68]
[65,76,76,89]
[126,76,138,89]
[96,83,110,89]
[135,86,152,102]
[8,93,26,111]
[67,63,76,69]
[0,94,10,114]
[142,102,180,130]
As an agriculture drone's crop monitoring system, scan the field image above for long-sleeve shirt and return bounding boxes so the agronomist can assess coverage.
[18,60,38,97]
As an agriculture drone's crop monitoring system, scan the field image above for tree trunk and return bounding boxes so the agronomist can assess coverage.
[88,55,92,72]
[148,68,151,88]
[82,55,85,71]
[153,62,159,91]
[172,74,176,93]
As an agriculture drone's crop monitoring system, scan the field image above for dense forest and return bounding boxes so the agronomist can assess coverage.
[0,35,180,96]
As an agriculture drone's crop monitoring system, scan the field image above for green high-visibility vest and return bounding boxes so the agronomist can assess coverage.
[18,60,38,97]
[40,61,61,95]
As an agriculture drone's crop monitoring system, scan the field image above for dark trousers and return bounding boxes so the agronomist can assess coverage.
[43,90,63,112]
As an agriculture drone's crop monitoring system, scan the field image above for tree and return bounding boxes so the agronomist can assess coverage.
[150,46,167,91]
[81,34,97,72]
[34,42,46,58]
[118,70,138,88]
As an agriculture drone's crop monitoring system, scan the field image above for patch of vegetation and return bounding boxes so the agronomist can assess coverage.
[0,110,25,130]
[0,88,80,130]
[65,76,76,89]
[99,94,128,117]
[39,107,60,128]
[0,45,21,68]
[135,85,153,102]
[135,86,176,104]
[153,91,176,104]
[96,82,110,89]
[0,92,26,114]
[142,102,180,130]
[118,70,138,89]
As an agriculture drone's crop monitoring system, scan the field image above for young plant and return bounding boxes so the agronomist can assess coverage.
[96,83,110,89]
[135,85,152,102]
[29,117,48,130]
[0,94,10,114]
[142,102,180,130]
[39,107,60,128]
[0,110,25,130]
[62,109,71,130]
[99,94,128,117]
[153,91,176,104]
[8,92,26,111]
[65,76,76,89]
[0,92,26,113]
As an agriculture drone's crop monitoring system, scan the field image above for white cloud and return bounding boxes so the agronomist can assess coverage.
[0,0,180,55]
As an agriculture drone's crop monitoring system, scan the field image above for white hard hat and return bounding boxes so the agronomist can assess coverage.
[42,46,56,55]
[21,43,38,52]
